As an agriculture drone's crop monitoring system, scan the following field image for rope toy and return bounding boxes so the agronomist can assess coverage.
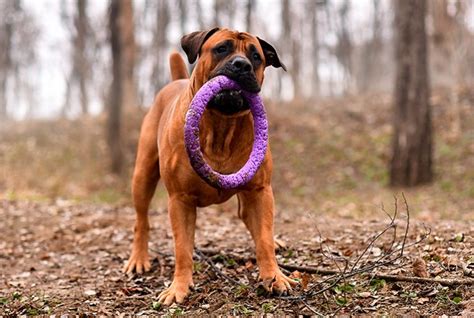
[184,75,268,189]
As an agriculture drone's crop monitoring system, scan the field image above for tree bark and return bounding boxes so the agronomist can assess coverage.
[214,0,224,27]
[120,0,137,109]
[308,0,320,97]
[0,2,14,120]
[75,0,89,114]
[335,0,353,94]
[151,0,170,91]
[177,0,187,36]
[108,0,124,174]
[359,0,382,93]
[245,0,254,32]
[281,0,301,98]
[390,0,433,186]
[195,0,205,30]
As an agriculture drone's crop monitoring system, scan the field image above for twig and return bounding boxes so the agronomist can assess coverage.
[197,248,473,286]
[194,248,242,286]
[300,298,324,316]
[365,273,474,286]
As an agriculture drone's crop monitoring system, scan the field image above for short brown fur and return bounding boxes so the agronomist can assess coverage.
[123,28,296,305]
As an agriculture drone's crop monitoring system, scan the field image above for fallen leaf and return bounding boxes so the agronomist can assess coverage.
[274,237,286,250]
[302,273,311,290]
[413,258,429,278]
[290,270,302,279]
[245,260,254,270]
[417,297,430,304]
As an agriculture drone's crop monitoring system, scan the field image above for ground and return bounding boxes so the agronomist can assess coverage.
[0,89,473,315]
[0,199,473,316]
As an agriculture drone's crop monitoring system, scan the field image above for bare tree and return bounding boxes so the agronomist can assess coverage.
[150,0,170,91]
[334,0,353,93]
[245,0,254,32]
[62,0,91,116]
[0,0,37,119]
[281,0,301,98]
[177,0,187,36]
[0,1,14,119]
[195,0,205,30]
[390,0,433,186]
[121,0,137,109]
[226,0,236,28]
[359,0,383,93]
[214,0,223,27]
[307,0,320,97]
[108,0,136,173]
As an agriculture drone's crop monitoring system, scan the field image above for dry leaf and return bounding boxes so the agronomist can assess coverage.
[417,297,430,304]
[413,258,429,278]
[302,273,311,290]
[245,260,254,270]
[274,237,286,250]
[290,270,302,279]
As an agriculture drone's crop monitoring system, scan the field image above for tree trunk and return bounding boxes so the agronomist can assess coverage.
[177,0,187,35]
[75,0,89,114]
[245,0,254,32]
[281,0,301,98]
[308,0,320,97]
[0,2,14,120]
[359,0,382,93]
[120,0,137,109]
[335,0,353,94]
[195,0,205,30]
[390,0,433,186]
[151,0,170,91]
[108,0,124,174]
[214,0,223,27]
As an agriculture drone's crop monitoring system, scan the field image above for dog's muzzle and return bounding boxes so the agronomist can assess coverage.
[213,56,260,93]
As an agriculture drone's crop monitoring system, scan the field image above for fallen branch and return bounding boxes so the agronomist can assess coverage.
[365,273,474,286]
[197,248,473,286]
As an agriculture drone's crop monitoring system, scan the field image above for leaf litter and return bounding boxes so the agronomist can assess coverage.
[0,198,472,316]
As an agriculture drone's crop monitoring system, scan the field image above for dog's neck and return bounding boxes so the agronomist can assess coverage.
[199,107,254,174]
[179,79,254,174]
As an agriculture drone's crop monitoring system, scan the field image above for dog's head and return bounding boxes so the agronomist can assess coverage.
[181,28,285,115]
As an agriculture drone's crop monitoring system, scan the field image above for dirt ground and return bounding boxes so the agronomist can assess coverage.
[1,199,472,316]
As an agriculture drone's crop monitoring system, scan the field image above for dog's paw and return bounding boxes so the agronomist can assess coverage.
[260,269,298,296]
[123,250,151,274]
[158,279,194,305]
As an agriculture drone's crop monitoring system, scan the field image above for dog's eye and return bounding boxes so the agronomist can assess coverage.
[253,53,261,62]
[215,45,228,54]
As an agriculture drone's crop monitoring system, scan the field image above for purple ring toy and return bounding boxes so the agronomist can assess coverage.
[184,75,268,189]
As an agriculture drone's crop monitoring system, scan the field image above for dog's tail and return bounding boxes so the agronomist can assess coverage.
[169,51,189,81]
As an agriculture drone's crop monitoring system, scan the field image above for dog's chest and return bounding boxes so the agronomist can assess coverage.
[199,111,253,173]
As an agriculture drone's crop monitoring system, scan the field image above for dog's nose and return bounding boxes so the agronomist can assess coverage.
[230,56,252,74]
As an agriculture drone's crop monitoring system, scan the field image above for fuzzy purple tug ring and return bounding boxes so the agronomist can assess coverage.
[184,75,268,189]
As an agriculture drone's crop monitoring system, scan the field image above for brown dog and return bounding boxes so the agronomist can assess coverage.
[123,28,296,305]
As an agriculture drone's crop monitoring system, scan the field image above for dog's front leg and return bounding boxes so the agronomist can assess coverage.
[158,195,196,305]
[238,186,297,294]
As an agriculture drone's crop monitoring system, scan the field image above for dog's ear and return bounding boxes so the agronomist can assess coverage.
[181,27,220,64]
[257,37,287,71]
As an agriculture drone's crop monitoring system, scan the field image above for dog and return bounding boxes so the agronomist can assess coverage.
[123,27,296,305]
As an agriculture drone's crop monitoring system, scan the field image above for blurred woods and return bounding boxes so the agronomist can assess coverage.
[1,0,472,116]
[0,0,473,204]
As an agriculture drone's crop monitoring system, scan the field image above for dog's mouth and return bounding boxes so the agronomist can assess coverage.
[207,89,250,115]
[210,70,261,93]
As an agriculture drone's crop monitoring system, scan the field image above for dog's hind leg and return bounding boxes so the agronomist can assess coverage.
[124,111,161,274]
